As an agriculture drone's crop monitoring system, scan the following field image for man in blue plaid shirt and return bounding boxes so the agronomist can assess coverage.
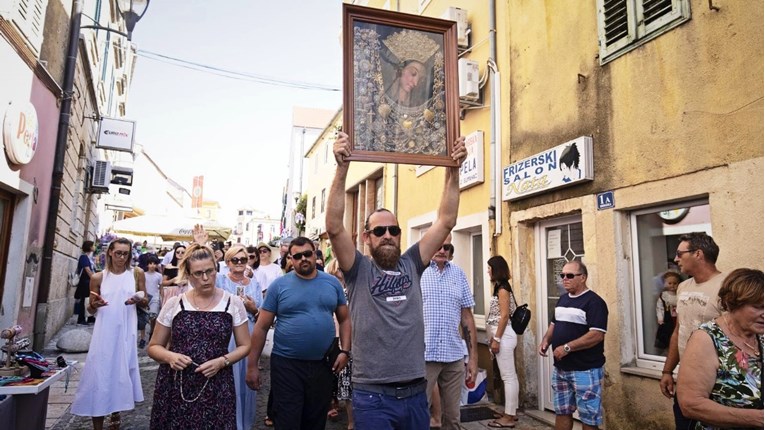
[422,236,478,430]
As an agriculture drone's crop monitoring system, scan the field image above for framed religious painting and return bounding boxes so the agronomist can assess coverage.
[342,4,460,167]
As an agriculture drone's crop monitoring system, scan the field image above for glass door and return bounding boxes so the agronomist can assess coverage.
[536,216,585,412]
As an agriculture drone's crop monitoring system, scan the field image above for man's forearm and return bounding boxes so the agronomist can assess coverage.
[326,164,349,236]
[567,330,605,351]
[435,167,460,231]
[461,310,478,361]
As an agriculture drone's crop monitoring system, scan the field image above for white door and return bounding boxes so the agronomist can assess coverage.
[535,216,585,412]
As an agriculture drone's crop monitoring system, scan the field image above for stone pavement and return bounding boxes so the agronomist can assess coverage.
[42,317,556,429]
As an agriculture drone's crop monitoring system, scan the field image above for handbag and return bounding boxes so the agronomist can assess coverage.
[509,287,531,335]
[323,337,341,368]
[68,270,81,287]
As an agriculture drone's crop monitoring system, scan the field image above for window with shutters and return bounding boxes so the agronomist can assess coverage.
[0,0,48,55]
[597,0,691,64]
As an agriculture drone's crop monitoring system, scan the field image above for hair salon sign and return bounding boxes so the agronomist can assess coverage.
[502,136,593,201]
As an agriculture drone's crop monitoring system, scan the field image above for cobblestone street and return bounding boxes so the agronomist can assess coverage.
[44,319,557,430]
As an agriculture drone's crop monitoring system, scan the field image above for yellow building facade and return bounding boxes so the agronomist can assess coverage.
[328,1,762,428]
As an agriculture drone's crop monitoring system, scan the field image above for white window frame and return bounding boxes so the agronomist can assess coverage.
[597,0,691,64]
[629,198,710,370]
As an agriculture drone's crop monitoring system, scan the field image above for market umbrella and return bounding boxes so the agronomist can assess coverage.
[109,214,232,241]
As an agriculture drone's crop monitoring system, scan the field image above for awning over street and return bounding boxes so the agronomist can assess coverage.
[109,214,231,241]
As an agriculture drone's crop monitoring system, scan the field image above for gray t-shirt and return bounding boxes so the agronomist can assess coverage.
[344,244,426,384]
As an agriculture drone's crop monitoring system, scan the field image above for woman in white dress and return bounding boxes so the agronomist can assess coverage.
[70,238,148,430]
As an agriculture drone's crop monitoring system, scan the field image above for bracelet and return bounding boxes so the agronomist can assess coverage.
[339,350,352,359]
[661,370,673,375]
[492,336,501,343]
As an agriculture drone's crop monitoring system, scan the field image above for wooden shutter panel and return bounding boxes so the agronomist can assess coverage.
[603,0,629,47]
[0,0,47,54]
[642,0,673,25]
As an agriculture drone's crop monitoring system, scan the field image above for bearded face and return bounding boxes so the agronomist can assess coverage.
[370,238,401,270]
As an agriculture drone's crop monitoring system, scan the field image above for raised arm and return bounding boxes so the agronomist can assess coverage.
[418,137,467,265]
[326,132,357,272]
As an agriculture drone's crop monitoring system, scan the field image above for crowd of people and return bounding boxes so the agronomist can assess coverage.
[67,135,761,430]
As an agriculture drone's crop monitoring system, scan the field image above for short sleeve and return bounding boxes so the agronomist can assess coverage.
[586,295,609,332]
[229,294,248,326]
[343,250,365,294]
[157,295,182,327]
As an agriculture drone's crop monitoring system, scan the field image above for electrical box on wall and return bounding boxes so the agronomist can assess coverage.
[442,7,468,48]
[458,58,479,101]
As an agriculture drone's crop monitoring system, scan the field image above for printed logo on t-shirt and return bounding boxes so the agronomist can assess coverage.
[370,270,412,304]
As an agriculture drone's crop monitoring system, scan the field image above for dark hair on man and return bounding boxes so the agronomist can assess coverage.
[246,245,260,269]
[559,142,580,169]
[147,255,160,265]
[678,232,719,264]
[364,208,396,230]
[718,268,763,312]
[288,236,316,255]
[81,240,94,253]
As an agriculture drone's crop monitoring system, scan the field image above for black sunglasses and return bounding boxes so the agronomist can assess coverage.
[367,225,401,237]
[248,254,257,259]
[229,257,248,264]
[291,250,315,261]
[559,273,583,279]
[440,244,454,253]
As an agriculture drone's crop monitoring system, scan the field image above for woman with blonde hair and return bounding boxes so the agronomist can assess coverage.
[148,241,251,429]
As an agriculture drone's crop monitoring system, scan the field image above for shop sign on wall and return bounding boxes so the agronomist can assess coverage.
[3,100,39,165]
[502,136,593,201]
[97,116,136,153]
[459,130,484,190]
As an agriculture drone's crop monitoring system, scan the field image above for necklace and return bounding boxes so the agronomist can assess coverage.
[190,290,216,311]
[723,315,761,357]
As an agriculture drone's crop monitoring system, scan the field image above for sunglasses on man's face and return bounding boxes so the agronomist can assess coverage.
[367,225,401,237]
[440,244,454,253]
[248,255,257,259]
[559,273,583,279]
[291,250,314,261]
[229,257,248,265]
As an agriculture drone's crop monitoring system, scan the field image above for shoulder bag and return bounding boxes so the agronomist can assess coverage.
[509,287,531,335]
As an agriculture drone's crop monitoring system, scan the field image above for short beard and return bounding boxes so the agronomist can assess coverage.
[371,242,401,270]
[294,262,315,277]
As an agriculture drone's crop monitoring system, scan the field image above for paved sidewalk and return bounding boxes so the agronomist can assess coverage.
[42,318,556,429]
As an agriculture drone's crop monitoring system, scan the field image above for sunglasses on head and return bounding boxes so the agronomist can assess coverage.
[440,244,454,253]
[559,273,583,279]
[367,225,401,237]
[229,257,248,265]
[291,250,314,261]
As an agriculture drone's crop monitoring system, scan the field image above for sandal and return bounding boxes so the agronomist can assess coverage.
[487,419,516,428]
[108,412,121,430]
[327,407,340,421]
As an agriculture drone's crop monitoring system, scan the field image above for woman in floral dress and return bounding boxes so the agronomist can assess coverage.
[148,242,251,429]
[678,268,763,429]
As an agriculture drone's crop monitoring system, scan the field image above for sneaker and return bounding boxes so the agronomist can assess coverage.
[138,339,146,349]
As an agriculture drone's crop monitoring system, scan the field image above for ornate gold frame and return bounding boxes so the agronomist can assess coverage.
[343,4,459,167]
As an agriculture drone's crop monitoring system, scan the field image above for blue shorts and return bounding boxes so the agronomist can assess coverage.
[552,366,604,426]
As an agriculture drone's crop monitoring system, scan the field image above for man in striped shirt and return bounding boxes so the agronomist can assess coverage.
[422,236,477,430]
[539,260,608,430]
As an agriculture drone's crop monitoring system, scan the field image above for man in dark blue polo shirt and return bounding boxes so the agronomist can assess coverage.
[538,260,608,430]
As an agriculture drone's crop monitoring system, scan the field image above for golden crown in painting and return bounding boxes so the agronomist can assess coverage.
[383,29,439,64]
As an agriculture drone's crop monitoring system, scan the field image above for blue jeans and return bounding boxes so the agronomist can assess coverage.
[352,389,429,430]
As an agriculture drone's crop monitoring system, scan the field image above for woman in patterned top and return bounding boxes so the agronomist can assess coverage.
[678,268,763,429]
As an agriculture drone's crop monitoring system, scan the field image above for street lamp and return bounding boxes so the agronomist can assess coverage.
[81,0,150,41]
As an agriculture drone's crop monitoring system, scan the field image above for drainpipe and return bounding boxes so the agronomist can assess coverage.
[35,0,83,350]
[488,0,502,236]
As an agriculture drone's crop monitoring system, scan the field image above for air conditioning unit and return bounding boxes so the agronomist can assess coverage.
[458,58,480,101]
[90,160,112,192]
[442,7,469,48]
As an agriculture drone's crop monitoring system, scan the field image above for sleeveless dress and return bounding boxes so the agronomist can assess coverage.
[71,269,144,416]
[150,296,237,429]
[695,321,763,430]
[216,274,262,430]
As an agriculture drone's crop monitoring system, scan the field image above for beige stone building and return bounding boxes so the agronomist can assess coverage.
[331,0,762,428]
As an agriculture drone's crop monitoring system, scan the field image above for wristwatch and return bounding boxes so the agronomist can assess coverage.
[222,355,231,367]
[339,350,352,360]
[563,344,572,353]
